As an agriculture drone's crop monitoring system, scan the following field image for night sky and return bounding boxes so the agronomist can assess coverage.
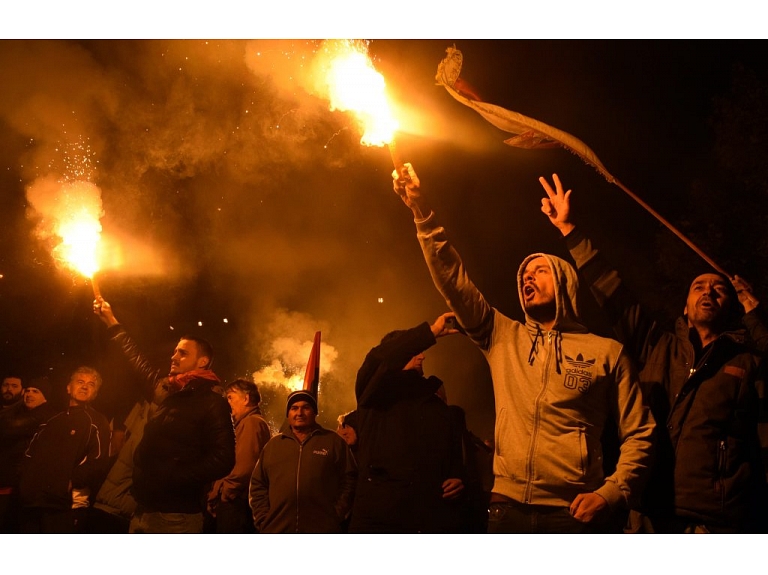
[2,39,767,441]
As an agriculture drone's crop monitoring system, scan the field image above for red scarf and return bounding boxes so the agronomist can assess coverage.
[167,368,220,392]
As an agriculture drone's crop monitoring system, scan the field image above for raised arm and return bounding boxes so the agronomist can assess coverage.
[393,163,495,350]
[94,298,164,399]
[539,174,661,366]
[355,313,458,408]
[731,275,768,353]
[540,173,575,237]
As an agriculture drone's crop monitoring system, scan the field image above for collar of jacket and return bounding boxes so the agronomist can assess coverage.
[174,377,217,395]
[65,403,92,415]
[234,405,263,426]
[277,419,322,441]
[674,316,747,346]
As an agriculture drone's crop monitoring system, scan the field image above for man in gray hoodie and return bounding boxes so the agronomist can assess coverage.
[392,164,655,533]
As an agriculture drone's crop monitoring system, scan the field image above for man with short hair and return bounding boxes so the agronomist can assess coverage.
[393,164,655,533]
[1,376,23,409]
[18,367,111,533]
[207,379,271,533]
[541,173,768,533]
[0,377,56,532]
[94,298,235,534]
[249,390,356,533]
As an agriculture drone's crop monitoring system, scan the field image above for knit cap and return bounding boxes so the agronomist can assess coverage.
[286,389,318,416]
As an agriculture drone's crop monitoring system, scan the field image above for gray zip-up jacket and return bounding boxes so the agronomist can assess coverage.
[415,212,655,509]
[248,421,357,533]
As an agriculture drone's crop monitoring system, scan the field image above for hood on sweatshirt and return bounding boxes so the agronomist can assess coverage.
[517,252,587,334]
[517,253,589,374]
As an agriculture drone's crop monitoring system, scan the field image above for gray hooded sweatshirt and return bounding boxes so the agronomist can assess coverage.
[415,212,655,509]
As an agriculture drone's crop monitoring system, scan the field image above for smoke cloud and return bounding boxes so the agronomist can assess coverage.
[0,39,509,437]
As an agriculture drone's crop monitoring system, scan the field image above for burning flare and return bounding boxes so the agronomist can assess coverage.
[54,204,102,278]
[318,40,398,147]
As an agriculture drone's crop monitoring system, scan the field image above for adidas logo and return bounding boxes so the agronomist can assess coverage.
[564,353,596,369]
[563,353,596,394]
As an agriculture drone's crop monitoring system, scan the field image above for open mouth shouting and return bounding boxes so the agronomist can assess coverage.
[523,283,537,301]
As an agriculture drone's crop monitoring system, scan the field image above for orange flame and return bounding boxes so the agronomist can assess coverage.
[319,40,398,147]
[27,177,104,279]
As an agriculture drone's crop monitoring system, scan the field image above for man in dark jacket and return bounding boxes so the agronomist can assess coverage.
[18,367,111,533]
[349,312,466,533]
[94,298,235,533]
[0,377,56,532]
[249,390,356,533]
[541,173,768,533]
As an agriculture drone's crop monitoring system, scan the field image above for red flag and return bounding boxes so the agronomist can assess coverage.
[303,331,321,397]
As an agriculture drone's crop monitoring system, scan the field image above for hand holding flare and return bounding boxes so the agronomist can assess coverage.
[392,162,427,220]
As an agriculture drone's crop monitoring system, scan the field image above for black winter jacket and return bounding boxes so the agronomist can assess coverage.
[0,401,56,488]
[566,228,767,532]
[350,322,465,533]
[19,404,111,510]
[107,325,235,514]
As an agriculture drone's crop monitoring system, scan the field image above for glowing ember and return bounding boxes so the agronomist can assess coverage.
[253,359,306,393]
[54,205,102,277]
[26,177,104,280]
[252,335,338,394]
[320,40,398,147]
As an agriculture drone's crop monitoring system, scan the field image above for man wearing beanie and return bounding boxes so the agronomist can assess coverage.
[0,377,56,532]
[542,173,768,533]
[249,389,356,533]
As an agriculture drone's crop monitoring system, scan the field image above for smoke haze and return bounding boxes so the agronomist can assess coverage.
[2,40,766,439]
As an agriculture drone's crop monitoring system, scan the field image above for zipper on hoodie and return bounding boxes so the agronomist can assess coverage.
[523,330,554,504]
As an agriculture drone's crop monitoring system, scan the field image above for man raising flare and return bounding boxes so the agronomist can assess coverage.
[392,164,655,533]
[94,298,235,533]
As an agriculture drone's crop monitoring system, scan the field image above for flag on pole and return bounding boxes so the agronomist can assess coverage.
[303,331,321,396]
[434,45,728,275]
[286,331,322,416]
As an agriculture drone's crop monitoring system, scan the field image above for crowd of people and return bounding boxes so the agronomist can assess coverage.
[1,167,766,534]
